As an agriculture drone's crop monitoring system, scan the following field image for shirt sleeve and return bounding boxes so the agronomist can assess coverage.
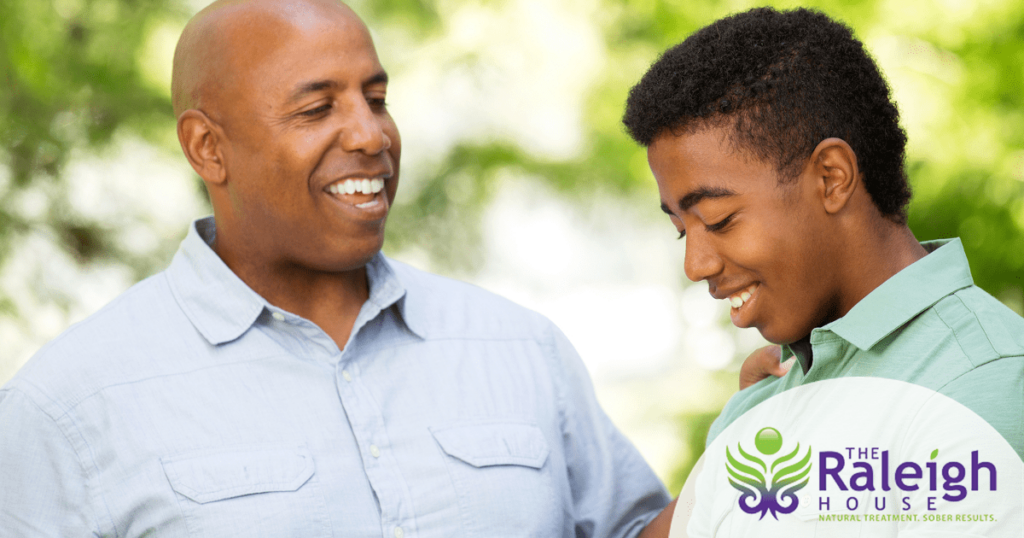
[0,387,97,537]
[544,323,671,538]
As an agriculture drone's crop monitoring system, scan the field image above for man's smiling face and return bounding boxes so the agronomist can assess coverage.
[211,0,400,273]
[648,125,843,345]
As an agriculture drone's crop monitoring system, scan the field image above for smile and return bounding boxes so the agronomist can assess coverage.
[324,177,387,209]
[327,177,384,194]
[727,283,759,310]
[323,174,391,220]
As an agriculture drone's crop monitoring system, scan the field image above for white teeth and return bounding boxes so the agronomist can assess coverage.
[355,199,379,209]
[327,178,387,196]
[727,284,758,309]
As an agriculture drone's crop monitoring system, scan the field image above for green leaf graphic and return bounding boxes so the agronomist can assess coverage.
[770,442,801,474]
[930,449,939,460]
[774,444,813,488]
[737,442,768,474]
[726,446,766,486]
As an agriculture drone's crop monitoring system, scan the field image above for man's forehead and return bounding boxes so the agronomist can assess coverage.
[209,0,367,52]
[196,0,358,29]
[173,0,374,115]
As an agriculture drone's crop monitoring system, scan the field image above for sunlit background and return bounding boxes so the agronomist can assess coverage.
[2,0,1022,493]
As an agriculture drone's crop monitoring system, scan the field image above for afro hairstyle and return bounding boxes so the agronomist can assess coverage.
[623,7,912,223]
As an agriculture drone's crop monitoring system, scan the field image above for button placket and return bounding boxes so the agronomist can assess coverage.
[335,356,414,537]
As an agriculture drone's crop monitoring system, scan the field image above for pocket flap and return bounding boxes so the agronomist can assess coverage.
[430,422,550,469]
[161,445,315,504]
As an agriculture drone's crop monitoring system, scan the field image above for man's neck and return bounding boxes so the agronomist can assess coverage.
[215,239,372,351]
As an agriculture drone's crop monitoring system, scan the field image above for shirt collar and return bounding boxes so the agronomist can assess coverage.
[820,238,975,351]
[167,217,425,345]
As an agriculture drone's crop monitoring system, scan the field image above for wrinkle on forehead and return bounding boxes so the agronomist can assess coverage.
[171,0,363,118]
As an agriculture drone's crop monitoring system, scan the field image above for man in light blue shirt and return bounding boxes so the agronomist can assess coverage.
[0,0,673,536]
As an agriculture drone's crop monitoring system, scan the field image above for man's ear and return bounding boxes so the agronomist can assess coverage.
[808,137,860,215]
[177,109,228,185]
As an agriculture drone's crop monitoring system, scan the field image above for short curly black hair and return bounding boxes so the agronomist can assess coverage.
[623,7,911,223]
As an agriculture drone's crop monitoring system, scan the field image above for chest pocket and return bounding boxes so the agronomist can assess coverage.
[161,445,331,537]
[431,421,561,537]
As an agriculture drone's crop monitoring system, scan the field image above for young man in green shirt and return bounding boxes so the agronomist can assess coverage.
[625,7,1023,536]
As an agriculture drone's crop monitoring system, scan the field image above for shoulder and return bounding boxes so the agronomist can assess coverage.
[935,285,1024,361]
[6,271,199,416]
[386,257,555,341]
[881,283,1024,371]
[920,286,1024,458]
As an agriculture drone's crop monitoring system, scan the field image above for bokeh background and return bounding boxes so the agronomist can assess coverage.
[2,0,1022,494]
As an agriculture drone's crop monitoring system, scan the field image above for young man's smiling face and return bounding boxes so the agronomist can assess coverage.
[648,125,844,345]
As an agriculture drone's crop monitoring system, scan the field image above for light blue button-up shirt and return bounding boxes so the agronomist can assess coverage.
[0,217,669,538]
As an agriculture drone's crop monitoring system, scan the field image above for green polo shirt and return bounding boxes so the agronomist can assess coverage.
[706,238,1024,460]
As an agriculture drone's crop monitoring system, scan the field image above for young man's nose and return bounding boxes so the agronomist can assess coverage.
[683,230,724,283]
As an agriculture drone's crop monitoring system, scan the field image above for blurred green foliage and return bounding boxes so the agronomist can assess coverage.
[2,0,1022,490]
[1,0,187,290]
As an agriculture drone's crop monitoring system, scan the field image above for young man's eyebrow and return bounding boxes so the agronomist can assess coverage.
[678,186,737,211]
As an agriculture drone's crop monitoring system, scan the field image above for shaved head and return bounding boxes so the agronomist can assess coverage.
[171,0,364,118]
[172,0,400,287]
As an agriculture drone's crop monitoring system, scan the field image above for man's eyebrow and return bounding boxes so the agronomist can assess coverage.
[288,80,338,103]
[286,71,388,104]
[365,70,388,87]
[677,186,737,211]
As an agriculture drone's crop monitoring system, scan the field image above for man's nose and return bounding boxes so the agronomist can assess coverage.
[339,100,390,155]
[683,230,724,282]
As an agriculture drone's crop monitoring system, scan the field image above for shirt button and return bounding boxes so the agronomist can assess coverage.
[394,527,404,538]
[271,312,285,321]
[342,370,352,382]
[370,445,381,458]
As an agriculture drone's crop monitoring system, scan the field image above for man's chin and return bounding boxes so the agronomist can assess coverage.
[312,233,386,273]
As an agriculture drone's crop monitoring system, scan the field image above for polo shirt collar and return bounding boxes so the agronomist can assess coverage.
[820,238,975,351]
[167,217,424,345]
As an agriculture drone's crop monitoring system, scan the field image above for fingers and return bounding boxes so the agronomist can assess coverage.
[738,345,786,390]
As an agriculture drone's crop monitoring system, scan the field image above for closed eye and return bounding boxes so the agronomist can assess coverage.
[705,213,735,233]
[299,104,331,117]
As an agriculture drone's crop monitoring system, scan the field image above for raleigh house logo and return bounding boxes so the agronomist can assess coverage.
[693,379,1022,533]
[725,426,813,520]
[724,426,1001,522]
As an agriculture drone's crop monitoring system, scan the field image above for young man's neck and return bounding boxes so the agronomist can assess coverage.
[836,218,928,321]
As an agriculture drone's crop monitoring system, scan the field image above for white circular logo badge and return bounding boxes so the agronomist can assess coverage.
[677,377,1024,537]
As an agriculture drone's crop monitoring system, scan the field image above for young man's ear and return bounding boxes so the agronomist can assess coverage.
[808,137,860,214]
[177,109,228,186]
